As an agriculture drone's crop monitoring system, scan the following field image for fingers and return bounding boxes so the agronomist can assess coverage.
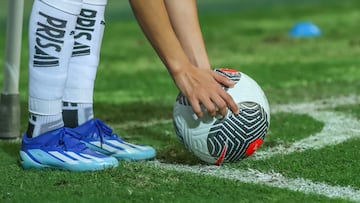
[212,71,239,115]
[188,92,223,118]
[189,87,239,119]
[209,93,227,117]
[202,96,220,117]
[212,71,236,88]
[173,67,239,119]
[219,89,239,115]
[192,103,204,118]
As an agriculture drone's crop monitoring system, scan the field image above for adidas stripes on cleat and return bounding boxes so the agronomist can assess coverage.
[20,128,119,171]
[72,119,156,161]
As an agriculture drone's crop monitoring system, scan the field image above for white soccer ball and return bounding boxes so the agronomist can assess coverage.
[173,68,270,165]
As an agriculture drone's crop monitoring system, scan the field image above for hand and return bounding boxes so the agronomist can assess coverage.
[172,66,240,118]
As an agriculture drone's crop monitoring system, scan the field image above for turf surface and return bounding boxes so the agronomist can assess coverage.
[0,0,359,202]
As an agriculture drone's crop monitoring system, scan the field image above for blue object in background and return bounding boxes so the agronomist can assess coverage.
[289,22,322,37]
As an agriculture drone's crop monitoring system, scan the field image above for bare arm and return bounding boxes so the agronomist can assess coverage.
[129,0,239,117]
[164,0,210,69]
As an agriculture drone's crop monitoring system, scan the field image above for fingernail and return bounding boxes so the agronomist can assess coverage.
[229,80,236,87]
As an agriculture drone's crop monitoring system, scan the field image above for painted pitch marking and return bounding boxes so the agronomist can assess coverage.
[148,95,360,202]
[254,111,360,160]
[154,162,360,202]
[1,96,359,201]
[254,95,360,160]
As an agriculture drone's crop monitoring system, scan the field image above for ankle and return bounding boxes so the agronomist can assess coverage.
[27,113,64,138]
[62,102,94,128]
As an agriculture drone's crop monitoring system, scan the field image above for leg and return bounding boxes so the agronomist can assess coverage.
[26,0,82,137]
[164,0,211,69]
[63,0,108,127]
[62,0,156,161]
[20,0,118,171]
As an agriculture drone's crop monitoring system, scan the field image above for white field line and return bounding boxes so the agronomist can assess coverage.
[152,162,360,203]
[253,95,360,160]
[3,95,359,201]
[271,94,360,113]
[145,95,360,202]
[253,111,360,160]
[110,95,360,161]
[111,94,360,129]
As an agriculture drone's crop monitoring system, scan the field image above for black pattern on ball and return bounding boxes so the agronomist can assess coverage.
[207,102,269,162]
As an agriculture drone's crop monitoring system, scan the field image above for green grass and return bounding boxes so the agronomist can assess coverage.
[333,104,360,120]
[0,0,360,202]
[0,160,349,203]
[236,138,360,188]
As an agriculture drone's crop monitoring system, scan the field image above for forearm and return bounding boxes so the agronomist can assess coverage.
[129,0,238,117]
[164,0,210,69]
[129,0,192,76]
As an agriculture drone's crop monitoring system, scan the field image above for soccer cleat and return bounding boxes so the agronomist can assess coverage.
[20,128,119,171]
[71,119,156,161]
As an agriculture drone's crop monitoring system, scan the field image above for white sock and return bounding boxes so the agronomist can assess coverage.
[27,0,82,137]
[63,0,107,127]
[62,102,94,128]
[26,113,64,138]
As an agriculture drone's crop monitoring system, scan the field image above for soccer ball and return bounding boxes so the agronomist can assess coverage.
[173,68,270,165]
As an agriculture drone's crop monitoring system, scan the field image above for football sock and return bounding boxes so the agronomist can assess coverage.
[26,113,63,138]
[27,0,82,137]
[63,0,107,127]
[62,102,94,128]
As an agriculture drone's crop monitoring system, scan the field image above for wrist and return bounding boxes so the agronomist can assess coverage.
[165,58,192,77]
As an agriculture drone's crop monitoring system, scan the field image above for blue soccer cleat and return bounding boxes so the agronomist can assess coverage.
[71,119,156,161]
[20,128,119,171]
